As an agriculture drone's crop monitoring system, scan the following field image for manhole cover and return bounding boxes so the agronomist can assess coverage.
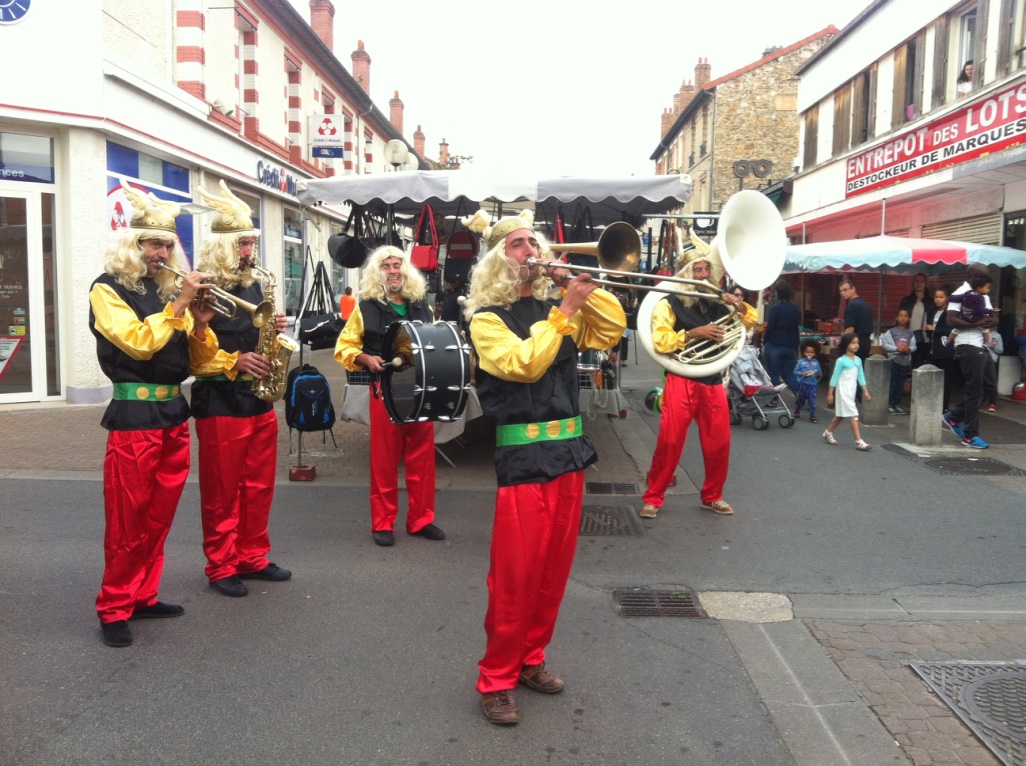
[922,457,1025,476]
[911,662,1026,765]
[612,588,707,618]
[586,482,641,495]
[579,506,645,537]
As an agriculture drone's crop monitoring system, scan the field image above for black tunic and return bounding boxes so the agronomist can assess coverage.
[473,298,598,487]
[358,298,434,357]
[89,274,191,431]
[190,282,273,419]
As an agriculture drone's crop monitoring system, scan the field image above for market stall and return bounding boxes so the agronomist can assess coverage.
[783,236,1026,387]
[296,172,695,425]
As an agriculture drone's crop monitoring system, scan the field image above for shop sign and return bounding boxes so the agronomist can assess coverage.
[256,160,299,197]
[845,78,1026,198]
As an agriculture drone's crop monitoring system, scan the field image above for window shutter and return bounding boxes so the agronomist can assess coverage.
[932,15,949,105]
[921,214,1003,244]
[892,45,908,129]
[833,86,852,156]
[804,106,819,168]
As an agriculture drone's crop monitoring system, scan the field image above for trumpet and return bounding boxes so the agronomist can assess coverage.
[160,264,271,323]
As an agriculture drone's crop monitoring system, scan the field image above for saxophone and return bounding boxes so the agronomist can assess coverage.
[249,265,298,402]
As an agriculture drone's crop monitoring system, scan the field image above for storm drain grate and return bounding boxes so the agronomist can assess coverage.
[911,662,1026,765]
[922,457,1026,476]
[881,445,1026,476]
[612,588,708,618]
[586,482,641,495]
[579,506,645,537]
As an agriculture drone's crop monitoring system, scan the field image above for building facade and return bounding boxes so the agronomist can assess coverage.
[649,28,837,270]
[0,0,436,405]
[788,0,1026,339]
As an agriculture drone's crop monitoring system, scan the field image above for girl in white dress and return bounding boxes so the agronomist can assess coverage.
[824,333,873,450]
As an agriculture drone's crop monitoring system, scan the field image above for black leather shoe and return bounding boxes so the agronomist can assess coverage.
[210,575,248,597]
[131,601,185,619]
[101,620,133,647]
[238,563,292,581]
[372,530,395,547]
[410,523,446,541]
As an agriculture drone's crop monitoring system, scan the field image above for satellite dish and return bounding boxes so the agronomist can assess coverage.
[383,139,410,168]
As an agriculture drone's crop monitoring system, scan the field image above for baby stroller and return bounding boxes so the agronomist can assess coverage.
[727,345,795,430]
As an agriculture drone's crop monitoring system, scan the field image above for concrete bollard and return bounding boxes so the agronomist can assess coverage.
[909,363,944,446]
[862,354,890,426]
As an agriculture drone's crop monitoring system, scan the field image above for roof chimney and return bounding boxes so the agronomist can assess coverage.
[352,40,371,93]
[414,125,425,158]
[695,57,711,88]
[389,90,404,134]
[439,138,449,167]
[661,108,674,139]
[309,0,334,51]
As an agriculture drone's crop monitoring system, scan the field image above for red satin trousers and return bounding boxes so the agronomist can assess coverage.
[96,423,190,623]
[643,373,731,508]
[476,471,584,694]
[369,389,435,533]
[195,409,277,582]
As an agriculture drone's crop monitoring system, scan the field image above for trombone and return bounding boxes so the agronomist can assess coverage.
[527,221,727,302]
[160,264,272,324]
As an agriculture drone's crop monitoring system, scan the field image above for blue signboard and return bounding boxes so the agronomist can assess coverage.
[313,146,345,159]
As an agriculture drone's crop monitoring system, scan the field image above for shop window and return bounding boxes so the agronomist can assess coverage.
[283,210,304,316]
[892,33,925,127]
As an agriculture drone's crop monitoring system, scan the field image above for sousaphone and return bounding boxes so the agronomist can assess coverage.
[635,190,787,377]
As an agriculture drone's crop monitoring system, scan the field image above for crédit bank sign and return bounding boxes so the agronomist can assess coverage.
[845,78,1026,198]
[256,160,299,197]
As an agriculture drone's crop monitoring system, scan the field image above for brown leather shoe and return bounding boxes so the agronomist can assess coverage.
[519,663,565,694]
[482,689,519,725]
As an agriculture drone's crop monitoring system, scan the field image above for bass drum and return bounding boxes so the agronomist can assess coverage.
[380,320,471,424]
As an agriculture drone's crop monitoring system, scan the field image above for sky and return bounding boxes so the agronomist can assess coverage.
[287,0,872,178]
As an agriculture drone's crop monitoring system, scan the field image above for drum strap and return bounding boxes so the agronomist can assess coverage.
[496,416,582,447]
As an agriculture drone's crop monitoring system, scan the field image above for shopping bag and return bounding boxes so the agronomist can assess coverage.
[410,204,439,271]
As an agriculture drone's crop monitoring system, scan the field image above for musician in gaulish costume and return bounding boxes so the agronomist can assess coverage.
[334,245,446,547]
[90,182,219,648]
[640,232,758,519]
[462,209,626,725]
[190,181,291,598]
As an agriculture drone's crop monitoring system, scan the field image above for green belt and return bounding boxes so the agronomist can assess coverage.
[112,382,182,401]
[496,416,583,447]
[193,374,254,382]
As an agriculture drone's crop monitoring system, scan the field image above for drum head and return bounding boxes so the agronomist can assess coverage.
[381,321,471,424]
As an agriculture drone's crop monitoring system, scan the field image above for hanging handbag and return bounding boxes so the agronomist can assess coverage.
[328,206,368,268]
[297,261,343,350]
[410,204,440,272]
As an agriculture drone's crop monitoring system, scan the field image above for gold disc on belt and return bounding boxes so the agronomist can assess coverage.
[525,423,541,440]
[136,386,150,400]
[546,420,562,438]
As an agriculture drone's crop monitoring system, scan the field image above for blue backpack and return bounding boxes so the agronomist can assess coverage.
[285,364,336,432]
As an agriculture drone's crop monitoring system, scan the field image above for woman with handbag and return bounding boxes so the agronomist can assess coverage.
[334,246,445,547]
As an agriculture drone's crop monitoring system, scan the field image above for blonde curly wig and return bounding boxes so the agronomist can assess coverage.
[103,228,185,302]
[359,245,427,303]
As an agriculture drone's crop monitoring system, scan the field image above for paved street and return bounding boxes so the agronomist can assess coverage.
[1,347,1024,765]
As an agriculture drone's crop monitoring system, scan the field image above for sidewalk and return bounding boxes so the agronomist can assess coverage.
[0,348,1024,765]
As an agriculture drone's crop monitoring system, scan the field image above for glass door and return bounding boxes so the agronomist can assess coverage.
[0,190,56,402]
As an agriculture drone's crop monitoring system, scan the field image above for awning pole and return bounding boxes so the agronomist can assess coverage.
[881,198,887,235]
